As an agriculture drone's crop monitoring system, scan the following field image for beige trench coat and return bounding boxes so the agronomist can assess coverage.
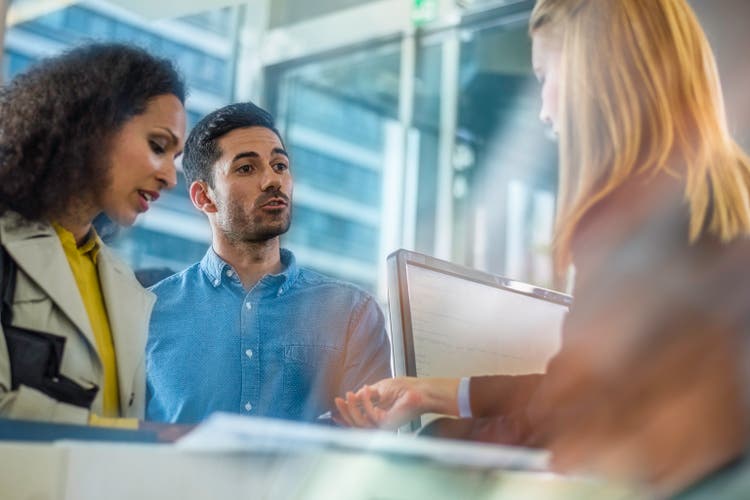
[0,212,154,424]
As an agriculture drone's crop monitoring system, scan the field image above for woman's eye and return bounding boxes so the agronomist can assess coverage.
[150,140,166,155]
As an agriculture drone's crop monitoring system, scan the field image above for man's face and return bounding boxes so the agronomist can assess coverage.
[207,126,292,243]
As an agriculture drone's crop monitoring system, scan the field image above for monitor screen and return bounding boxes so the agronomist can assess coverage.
[388,250,570,382]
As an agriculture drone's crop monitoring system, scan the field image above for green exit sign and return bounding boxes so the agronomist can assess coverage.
[412,0,438,26]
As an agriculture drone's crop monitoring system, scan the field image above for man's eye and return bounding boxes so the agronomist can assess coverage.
[150,140,166,155]
[236,164,251,173]
[274,162,288,172]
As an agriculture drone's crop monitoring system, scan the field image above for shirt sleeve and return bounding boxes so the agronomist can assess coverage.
[339,295,392,394]
[469,374,544,418]
[457,376,473,418]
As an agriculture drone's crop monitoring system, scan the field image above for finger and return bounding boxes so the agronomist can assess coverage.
[353,384,372,399]
[361,386,386,426]
[333,397,355,427]
[357,386,386,427]
[346,392,372,429]
[346,391,374,428]
[334,396,358,427]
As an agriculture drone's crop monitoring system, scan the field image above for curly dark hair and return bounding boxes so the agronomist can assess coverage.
[0,42,186,221]
[182,101,283,187]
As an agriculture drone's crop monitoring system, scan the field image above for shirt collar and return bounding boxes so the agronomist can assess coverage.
[200,247,300,294]
[270,248,299,296]
[200,247,230,287]
[52,222,102,263]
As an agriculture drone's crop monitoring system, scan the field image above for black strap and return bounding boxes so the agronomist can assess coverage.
[0,244,16,326]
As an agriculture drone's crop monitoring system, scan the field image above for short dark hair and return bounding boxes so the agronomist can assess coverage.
[182,101,283,187]
[0,42,186,221]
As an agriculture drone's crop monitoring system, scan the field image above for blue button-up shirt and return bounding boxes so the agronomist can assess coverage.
[145,248,391,424]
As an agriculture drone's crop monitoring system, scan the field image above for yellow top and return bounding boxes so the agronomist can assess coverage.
[88,413,138,429]
[53,223,120,418]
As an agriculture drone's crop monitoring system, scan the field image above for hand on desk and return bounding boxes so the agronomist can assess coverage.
[333,376,460,430]
[138,420,195,443]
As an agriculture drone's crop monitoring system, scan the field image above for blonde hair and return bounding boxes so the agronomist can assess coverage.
[530,0,750,271]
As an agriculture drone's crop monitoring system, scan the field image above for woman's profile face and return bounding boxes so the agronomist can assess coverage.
[532,31,562,136]
[98,94,186,226]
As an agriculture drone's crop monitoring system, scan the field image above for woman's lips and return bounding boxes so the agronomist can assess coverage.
[137,189,160,212]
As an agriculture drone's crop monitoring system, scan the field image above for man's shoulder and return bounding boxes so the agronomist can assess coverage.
[295,266,371,298]
[149,261,204,297]
[148,262,210,334]
[293,267,382,319]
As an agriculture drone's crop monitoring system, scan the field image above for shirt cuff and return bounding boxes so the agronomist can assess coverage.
[457,376,472,418]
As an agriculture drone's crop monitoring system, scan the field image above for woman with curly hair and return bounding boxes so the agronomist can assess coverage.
[0,43,186,426]
[337,0,750,494]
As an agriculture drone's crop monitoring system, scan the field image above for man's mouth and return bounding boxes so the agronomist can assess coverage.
[260,198,288,209]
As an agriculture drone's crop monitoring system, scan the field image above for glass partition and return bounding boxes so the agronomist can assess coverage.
[267,41,402,292]
[450,17,558,288]
[264,3,557,291]
[2,0,556,289]
[410,40,443,256]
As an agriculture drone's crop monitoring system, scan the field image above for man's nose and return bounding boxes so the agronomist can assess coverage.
[260,168,282,191]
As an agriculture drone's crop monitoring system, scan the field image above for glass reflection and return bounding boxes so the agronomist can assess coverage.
[454,21,558,288]
[269,43,401,292]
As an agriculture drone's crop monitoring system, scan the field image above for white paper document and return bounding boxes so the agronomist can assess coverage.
[178,412,549,471]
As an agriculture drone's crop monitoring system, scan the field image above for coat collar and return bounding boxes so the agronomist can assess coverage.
[0,214,96,347]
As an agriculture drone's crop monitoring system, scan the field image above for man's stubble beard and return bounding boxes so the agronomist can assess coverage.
[216,196,292,244]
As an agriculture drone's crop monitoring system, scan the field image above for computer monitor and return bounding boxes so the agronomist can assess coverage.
[387,249,571,427]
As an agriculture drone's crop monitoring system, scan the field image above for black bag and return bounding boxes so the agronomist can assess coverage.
[1,246,98,409]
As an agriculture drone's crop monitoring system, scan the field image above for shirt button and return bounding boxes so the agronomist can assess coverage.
[245,302,252,310]
[245,349,253,359]
[213,279,220,286]
[226,269,234,277]
[245,402,252,412]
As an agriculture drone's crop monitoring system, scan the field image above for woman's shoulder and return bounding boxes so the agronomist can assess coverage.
[0,211,54,246]
[571,172,688,271]
[0,210,49,231]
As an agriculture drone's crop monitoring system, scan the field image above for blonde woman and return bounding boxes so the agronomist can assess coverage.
[337,0,750,494]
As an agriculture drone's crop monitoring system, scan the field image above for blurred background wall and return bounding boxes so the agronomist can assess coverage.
[1,0,748,298]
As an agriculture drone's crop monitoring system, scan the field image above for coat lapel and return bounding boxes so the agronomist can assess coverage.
[97,246,154,413]
[1,218,97,350]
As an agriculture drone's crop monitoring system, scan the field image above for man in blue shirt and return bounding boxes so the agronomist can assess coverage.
[146,102,391,424]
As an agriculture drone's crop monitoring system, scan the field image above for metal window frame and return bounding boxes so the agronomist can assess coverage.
[256,0,536,295]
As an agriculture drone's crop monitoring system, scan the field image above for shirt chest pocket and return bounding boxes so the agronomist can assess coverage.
[282,345,343,418]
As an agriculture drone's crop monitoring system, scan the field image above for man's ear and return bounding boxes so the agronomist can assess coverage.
[189,180,217,214]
